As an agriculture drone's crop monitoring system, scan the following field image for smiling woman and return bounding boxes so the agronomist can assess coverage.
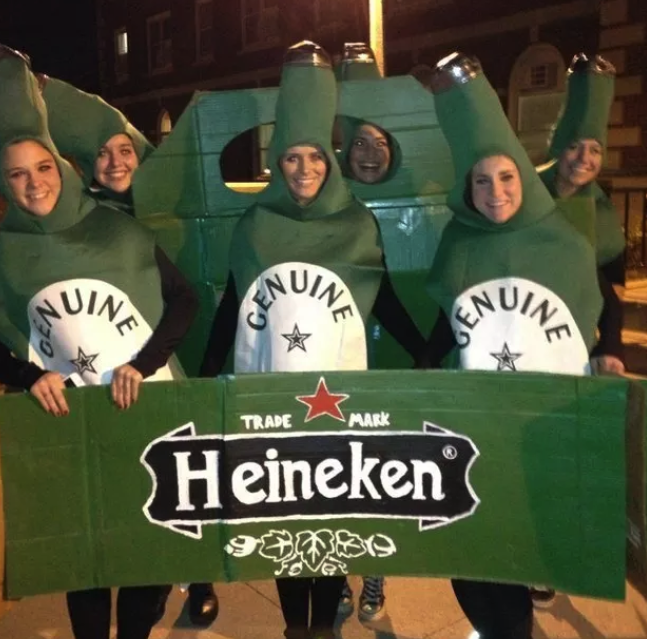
[279,144,328,205]
[3,140,61,216]
[94,132,140,194]
[470,155,522,224]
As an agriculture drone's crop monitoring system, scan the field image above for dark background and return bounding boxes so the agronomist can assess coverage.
[0,0,98,91]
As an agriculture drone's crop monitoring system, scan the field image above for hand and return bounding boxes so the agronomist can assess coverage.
[30,372,69,416]
[111,364,143,410]
[590,355,626,376]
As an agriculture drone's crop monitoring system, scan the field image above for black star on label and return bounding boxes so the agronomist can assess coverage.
[490,342,522,372]
[282,324,312,353]
[69,346,99,375]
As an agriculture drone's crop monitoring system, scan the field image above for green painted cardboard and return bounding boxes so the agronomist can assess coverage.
[0,371,631,600]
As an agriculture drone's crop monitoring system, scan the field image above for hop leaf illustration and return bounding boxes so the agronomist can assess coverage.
[365,533,397,558]
[259,529,294,563]
[295,529,335,572]
[335,530,366,559]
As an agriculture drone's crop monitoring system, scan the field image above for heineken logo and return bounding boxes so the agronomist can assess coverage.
[141,378,480,539]
[235,262,367,372]
[27,279,173,384]
[451,277,589,375]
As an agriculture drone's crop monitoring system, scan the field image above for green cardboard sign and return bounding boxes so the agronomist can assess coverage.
[0,371,631,600]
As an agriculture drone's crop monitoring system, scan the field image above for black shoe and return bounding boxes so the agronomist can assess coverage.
[188,583,219,626]
[530,585,556,608]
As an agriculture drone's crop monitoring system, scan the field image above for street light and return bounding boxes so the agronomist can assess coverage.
[368,0,384,75]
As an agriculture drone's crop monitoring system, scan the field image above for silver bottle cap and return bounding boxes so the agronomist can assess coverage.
[342,42,376,64]
[568,52,616,77]
[430,51,482,94]
[284,40,332,69]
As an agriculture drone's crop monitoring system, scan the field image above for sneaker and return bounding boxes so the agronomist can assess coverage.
[530,585,556,609]
[358,576,385,621]
[337,579,354,615]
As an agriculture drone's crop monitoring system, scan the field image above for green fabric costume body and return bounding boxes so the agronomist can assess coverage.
[231,44,384,373]
[539,55,625,267]
[41,76,153,213]
[539,162,625,267]
[0,52,180,384]
[427,57,602,376]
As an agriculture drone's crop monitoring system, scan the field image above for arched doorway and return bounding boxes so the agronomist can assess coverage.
[508,44,566,164]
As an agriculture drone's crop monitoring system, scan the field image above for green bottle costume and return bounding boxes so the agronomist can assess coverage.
[229,42,384,373]
[539,54,625,267]
[40,74,153,213]
[0,49,180,384]
[427,53,602,375]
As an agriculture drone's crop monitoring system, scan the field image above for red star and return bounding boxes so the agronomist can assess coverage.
[296,377,350,423]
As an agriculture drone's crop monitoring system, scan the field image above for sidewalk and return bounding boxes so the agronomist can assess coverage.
[1,577,647,639]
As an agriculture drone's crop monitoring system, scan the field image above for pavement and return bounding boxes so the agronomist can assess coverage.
[2,577,647,639]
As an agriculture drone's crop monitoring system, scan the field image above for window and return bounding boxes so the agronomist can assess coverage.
[528,63,558,90]
[257,123,274,177]
[147,12,173,74]
[114,28,128,82]
[158,109,173,144]
[242,0,279,49]
[196,0,213,61]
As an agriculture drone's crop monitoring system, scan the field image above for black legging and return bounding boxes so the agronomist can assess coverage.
[452,579,533,639]
[276,576,345,639]
[66,585,171,639]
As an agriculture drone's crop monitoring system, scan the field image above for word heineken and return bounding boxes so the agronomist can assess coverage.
[246,266,355,330]
[142,423,480,539]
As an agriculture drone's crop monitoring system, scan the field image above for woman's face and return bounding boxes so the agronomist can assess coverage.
[94,133,139,193]
[557,138,603,189]
[3,140,62,217]
[471,155,522,224]
[349,124,391,184]
[279,145,328,205]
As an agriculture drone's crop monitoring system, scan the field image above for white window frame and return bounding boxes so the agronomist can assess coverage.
[241,0,280,51]
[147,11,173,75]
[195,0,214,62]
[114,27,129,82]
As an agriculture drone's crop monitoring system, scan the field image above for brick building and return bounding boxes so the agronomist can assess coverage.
[97,0,646,173]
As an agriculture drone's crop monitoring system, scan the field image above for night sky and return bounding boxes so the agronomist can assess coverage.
[0,0,98,91]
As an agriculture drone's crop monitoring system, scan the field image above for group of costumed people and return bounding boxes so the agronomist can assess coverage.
[0,28,625,639]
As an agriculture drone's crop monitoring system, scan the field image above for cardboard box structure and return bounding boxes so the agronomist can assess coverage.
[133,76,454,374]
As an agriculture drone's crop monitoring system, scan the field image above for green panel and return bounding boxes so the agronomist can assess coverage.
[193,88,278,216]
[133,101,205,220]
[174,281,219,376]
[201,214,244,285]
[144,214,204,283]
[627,380,647,598]
[0,372,632,600]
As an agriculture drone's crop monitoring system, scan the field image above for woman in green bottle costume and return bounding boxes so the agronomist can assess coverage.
[538,53,625,377]
[0,45,197,639]
[425,52,603,639]
[37,62,220,625]
[37,70,153,215]
[201,41,425,639]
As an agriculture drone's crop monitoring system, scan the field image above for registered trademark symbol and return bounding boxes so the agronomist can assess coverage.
[443,445,457,460]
